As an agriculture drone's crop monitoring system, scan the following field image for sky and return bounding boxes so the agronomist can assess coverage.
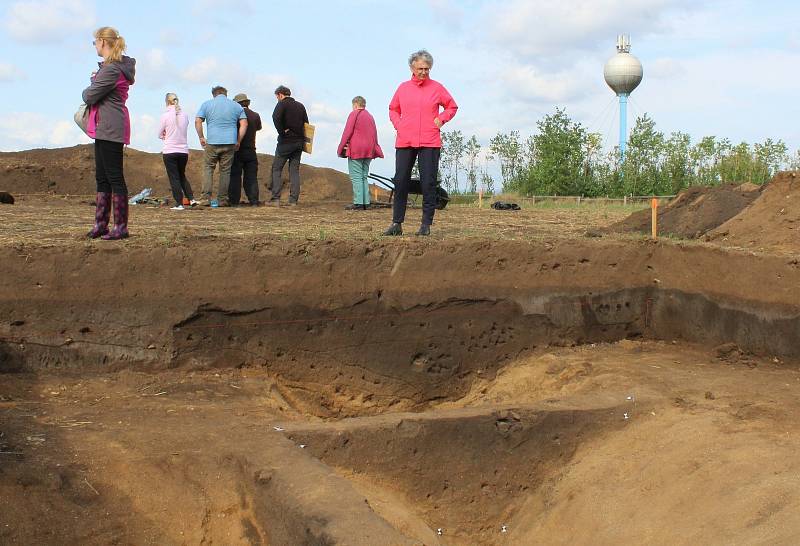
[1,0,800,176]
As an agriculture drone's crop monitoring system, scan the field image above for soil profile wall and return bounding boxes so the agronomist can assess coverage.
[2,239,800,379]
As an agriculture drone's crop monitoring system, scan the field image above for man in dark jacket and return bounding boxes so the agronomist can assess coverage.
[229,93,262,206]
[269,85,308,206]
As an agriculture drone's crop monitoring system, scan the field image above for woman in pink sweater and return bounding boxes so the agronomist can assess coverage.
[337,95,383,210]
[383,49,458,236]
[158,93,196,210]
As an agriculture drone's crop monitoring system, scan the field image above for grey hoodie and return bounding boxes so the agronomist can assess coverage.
[82,55,136,144]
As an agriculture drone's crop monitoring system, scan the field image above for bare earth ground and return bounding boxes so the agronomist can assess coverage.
[0,194,636,247]
[3,196,800,545]
[3,342,800,545]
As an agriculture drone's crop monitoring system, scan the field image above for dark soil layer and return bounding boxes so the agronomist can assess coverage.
[0,144,355,201]
[3,238,800,376]
[610,182,761,239]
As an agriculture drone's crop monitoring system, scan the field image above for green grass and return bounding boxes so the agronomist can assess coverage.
[447,200,647,212]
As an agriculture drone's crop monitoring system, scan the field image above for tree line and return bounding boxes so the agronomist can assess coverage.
[438,108,795,197]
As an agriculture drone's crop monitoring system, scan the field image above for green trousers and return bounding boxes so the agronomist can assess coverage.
[348,158,372,205]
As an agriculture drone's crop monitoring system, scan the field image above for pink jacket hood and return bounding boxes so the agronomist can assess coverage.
[389,75,457,148]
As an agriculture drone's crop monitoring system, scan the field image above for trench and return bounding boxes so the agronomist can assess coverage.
[2,240,800,544]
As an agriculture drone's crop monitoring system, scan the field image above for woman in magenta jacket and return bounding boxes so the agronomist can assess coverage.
[383,49,457,236]
[337,96,383,210]
[83,26,135,240]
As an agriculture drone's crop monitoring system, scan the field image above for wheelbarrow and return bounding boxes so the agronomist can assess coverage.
[367,173,450,210]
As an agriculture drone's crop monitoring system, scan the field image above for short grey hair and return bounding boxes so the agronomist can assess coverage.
[408,49,433,68]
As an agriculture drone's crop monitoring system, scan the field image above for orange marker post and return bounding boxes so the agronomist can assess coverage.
[651,198,659,239]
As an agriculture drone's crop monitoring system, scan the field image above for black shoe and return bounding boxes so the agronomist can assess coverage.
[382,222,403,236]
[361,204,369,210]
[415,224,431,236]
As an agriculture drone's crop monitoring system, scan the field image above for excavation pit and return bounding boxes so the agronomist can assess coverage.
[2,198,800,544]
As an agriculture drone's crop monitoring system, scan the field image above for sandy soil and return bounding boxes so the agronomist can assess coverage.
[2,341,799,545]
[2,184,800,544]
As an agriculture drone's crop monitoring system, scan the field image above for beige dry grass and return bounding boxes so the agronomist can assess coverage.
[0,195,644,249]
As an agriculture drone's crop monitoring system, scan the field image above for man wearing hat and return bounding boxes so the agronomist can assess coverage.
[229,93,263,206]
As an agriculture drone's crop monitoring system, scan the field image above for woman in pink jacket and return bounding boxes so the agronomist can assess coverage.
[83,26,135,240]
[158,92,196,210]
[383,49,457,236]
[337,96,383,210]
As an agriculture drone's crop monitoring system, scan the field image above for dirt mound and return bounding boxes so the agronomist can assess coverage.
[0,144,353,201]
[707,171,800,253]
[610,183,762,239]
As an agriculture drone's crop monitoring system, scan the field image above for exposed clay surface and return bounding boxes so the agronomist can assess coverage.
[3,189,800,544]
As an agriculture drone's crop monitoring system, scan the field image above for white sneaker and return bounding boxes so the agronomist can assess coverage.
[170,205,185,210]
[189,200,198,206]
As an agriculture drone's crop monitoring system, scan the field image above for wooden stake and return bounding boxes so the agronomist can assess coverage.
[478,188,483,208]
[651,198,659,239]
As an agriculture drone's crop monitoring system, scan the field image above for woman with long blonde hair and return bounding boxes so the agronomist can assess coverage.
[82,26,136,240]
[159,92,196,210]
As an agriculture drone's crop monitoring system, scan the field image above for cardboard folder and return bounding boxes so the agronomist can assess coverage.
[303,123,315,154]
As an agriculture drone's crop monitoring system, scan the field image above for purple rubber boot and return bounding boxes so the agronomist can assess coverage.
[101,193,129,240]
[87,192,111,239]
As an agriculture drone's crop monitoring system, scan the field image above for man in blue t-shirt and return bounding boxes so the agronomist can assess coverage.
[195,86,248,207]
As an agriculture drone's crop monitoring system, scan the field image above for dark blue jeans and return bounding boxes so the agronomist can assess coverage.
[392,147,440,226]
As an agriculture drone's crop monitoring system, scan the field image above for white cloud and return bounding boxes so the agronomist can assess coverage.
[307,102,346,125]
[135,48,177,89]
[129,114,159,152]
[483,0,697,61]
[3,0,95,43]
[0,112,90,150]
[498,63,589,103]
[0,62,26,83]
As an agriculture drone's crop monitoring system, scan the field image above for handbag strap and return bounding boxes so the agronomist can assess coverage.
[346,109,364,146]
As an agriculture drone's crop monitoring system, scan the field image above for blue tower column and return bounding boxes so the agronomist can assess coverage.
[618,93,629,161]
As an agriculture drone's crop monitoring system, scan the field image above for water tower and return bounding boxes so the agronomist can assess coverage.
[604,35,643,160]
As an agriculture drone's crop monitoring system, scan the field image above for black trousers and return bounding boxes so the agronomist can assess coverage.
[392,147,440,226]
[271,141,303,203]
[95,139,127,195]
[230,148,259,205]
[162,152,194,205]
